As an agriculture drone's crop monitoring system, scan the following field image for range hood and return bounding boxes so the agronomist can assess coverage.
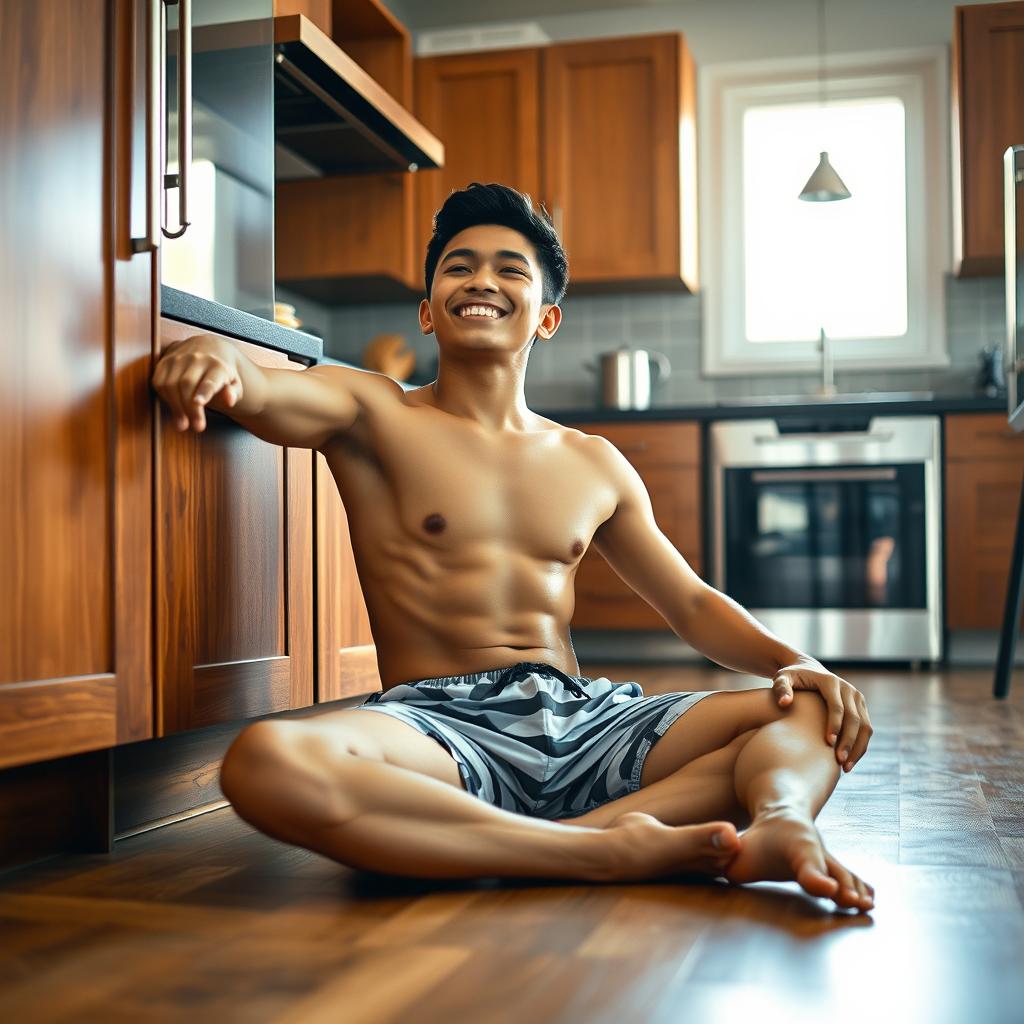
[273,14,443,179]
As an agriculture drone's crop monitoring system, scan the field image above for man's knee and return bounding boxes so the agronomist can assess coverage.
[748,688,828,730]
[221,720,304,806]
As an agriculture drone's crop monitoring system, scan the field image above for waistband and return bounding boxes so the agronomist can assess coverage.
[399,660,590,699]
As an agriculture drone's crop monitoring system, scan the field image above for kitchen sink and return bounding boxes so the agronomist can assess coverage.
[715,390,935,407]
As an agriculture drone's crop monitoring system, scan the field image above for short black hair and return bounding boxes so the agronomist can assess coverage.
[424,182,569,307]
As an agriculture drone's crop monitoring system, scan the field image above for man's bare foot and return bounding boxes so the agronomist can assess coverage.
[722,808,875,912]
[600,811,741,882]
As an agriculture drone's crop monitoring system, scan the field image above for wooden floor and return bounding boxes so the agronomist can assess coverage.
[1,664,1023,1023]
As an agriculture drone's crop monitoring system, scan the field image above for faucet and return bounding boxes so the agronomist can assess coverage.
[816,326,838,398]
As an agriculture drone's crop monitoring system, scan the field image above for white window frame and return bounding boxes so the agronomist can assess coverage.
[699,46,951,377]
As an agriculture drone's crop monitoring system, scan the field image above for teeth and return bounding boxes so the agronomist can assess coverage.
[459,305,501,318]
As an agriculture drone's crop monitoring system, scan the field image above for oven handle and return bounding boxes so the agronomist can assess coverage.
[750,468,898,483]
[754,431,894,445]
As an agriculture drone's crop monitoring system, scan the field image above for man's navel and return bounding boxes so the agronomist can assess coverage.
[423,513,447,534]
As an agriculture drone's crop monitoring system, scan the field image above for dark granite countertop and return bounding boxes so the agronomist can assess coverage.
[535,392,1008,422]
[161,286,323,365]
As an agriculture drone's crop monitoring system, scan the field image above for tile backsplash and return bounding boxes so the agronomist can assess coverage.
[276,272,1006,409]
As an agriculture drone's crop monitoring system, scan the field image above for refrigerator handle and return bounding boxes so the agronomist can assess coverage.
[161,0,192,239]
[1004,145,1024,419]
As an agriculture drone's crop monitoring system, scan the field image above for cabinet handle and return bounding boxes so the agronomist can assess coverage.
[161,0,192,239]
[979,430,1023,441]
[617,442,649,453]
[552,202,564,241]
[131,0,161,253]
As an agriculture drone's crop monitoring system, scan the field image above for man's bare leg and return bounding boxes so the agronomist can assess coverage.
[219,720,742,883]
[555,697,874,911]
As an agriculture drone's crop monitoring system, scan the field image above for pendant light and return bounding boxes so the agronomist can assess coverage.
[799,0,851,202]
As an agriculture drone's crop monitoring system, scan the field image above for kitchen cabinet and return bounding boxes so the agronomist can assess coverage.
[543,34,698,291]
[315,455,381,700]
[414,33,699,293]
[285,30,699,305]
[566,422,703,629]
[0,0,153,772]
[414,48,542,257]
[952,1,1024,276]
[945,412,1024,628]
[155,320,316,734]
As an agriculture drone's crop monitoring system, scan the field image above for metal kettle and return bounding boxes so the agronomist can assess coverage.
[584,346,672,410]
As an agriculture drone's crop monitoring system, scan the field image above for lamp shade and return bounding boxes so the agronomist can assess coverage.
[799,150,851,201]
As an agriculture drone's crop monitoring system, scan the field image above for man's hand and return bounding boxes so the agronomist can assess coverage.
[772,660,873,773]
[152,336,244,432]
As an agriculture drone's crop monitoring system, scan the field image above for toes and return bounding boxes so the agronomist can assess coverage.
[709,823,739,852]
[825,859,875,910]
[796,862,840,899]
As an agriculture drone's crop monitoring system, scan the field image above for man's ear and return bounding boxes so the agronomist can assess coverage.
[418,298,433,335]
[536,304,562,341]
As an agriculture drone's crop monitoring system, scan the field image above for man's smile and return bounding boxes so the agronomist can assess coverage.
[451,300,509,320]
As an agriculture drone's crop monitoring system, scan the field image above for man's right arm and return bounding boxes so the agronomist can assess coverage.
[151,333,392,450]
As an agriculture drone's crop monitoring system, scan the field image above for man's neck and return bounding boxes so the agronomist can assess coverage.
[428,363,536,433]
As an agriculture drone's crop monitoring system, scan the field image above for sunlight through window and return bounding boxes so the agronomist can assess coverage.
[742,97,908,343]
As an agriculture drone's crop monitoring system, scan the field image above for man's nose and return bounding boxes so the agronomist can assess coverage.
[465,266,499,290]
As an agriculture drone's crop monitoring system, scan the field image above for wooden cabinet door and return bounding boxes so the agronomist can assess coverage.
[155,320,314,734]
[276,172,419,303]
[945,413,1024,629]
[0,0,154,771]
[542,34,698,291]
[566,422,702,629]
[315,453,381,701]
[414,48,541,256]
[953,1,1024,275]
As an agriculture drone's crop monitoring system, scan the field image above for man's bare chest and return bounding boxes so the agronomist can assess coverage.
[322,401,618,564]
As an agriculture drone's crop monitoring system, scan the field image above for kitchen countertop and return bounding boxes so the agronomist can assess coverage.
[534,392,1007,421]
[161,286,323,365]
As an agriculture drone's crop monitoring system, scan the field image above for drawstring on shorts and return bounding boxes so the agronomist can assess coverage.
[494,661,590,699]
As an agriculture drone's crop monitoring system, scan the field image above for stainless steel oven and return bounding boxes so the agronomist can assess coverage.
[709,415,943,663]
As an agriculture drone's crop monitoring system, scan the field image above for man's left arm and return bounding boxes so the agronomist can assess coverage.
[588,437,873,772]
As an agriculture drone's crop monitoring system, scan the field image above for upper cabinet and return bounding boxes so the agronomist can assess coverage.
[952,1,1024,276]
[282,30,700,305]
[414,48,542,262]
[416,33,699,294]
[542,34,699,292]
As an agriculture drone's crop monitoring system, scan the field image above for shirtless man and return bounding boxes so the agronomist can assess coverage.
[151,183,875,912]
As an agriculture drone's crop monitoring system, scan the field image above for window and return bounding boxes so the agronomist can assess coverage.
[700,48,950,377]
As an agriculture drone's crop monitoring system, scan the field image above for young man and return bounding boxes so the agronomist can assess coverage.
[152,183,875,912]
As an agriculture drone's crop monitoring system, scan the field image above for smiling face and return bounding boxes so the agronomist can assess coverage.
[419,224,561,354]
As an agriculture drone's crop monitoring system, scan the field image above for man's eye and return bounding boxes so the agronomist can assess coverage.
[503,267,527,276]
[446,265,470,273]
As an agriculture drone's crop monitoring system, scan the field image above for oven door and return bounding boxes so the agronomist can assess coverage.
[721,463,926,610]
[710,416,943,661]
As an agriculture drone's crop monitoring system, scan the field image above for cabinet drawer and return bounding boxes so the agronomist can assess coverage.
[945,412,1024,461]
[569,421,700,467]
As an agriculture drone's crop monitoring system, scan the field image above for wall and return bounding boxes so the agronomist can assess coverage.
[278,0,1008,410]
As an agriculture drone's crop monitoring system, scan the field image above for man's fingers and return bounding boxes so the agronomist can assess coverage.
[774,674,793,703]
[835,688,862,767]
[192,367,227,410]
[844,697,873,771]
[176,369,204,431]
